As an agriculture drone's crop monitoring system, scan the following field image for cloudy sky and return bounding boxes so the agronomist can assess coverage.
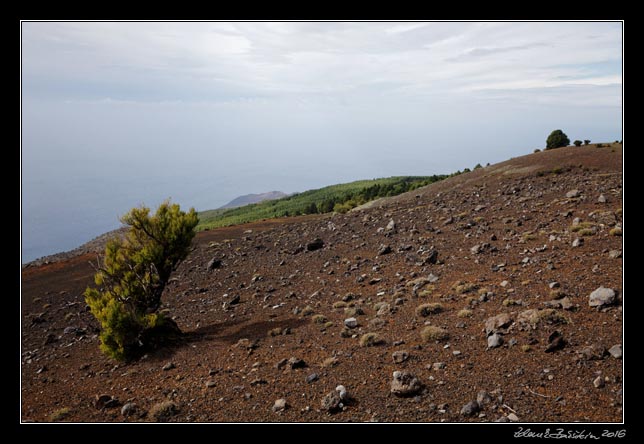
[21,21,622,260]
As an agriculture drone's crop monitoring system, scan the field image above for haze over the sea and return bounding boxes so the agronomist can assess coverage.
[21,21,622,263]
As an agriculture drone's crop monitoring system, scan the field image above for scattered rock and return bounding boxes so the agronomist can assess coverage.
[608,344,622,359]
[121,402,138,417]
[207,258,222,270]
[321,390,343,413]
[577,344,607,361]
[63,326,77,335]
[593,376,605,388]
[432,362,446,370]
[206,380,217,388]
[507,413,519,422]
[386,219,396,232]
[598,194,607,203]
[390,371,422,397]
[272,399,288,412]
[549,282,560,289]
[424,249,439,265]
[306,373,319,384]
[484,313,513,335]
[487,333,504,349]
[566,189,581,198]
[275,358,288,370]
[392,351,409,363]
[572,238,584,248]
[306,238,324,252]
[545,331,566,353]
[149,401,178,422]
[476,391,493,406]
[248,376,266,386]
[344,318,358,329]
[609,250,622,259]
[589,287,616,307]
[378,244,392,255]
[288,357,307,369]
[336,385,347,400]
[94,394,119,410]
[460,400,480,417]
[162,362,176,371]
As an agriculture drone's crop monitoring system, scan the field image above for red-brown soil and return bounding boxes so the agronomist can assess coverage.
[21,144,623,423]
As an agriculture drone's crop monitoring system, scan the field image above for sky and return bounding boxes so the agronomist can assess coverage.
[21,21,623,261]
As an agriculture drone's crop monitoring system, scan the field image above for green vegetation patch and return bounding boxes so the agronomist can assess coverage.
[197,176,447,230]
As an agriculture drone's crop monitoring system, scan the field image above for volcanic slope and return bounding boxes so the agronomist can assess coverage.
[21,144,623,423]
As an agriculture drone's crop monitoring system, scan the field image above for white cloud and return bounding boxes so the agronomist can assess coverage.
[22,21,622,106]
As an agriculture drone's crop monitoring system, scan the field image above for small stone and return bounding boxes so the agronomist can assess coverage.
[386,219,396,232]
[484,313,513,335]
[549,282,560,289]
[572,238,584,247]
[507,413,519,422]
[589,287,616,307]
[390,371,422,397]
[460,400,480,416]
[206,381,217,388]
[609,250,622,259]
[149,401,178,422]
[598,194,607,203]
[432,362,446,370]
[306,238,324,251]
[305,373,319,384]
[162,362,176,371]
[487,333,503,349]
[378,244,392,255]
[545,331,566,353]
[392,351,409,364]
[95,394,119,409]
[272,398,288,412]
[476,391,493,406]
[566,189,581,198]
[288,357,307,369]
[608,344,622,359]
[121,402,138,417]
[63,326,77,335]
[336,385,347,400]
[470,245,481,255]
[207,258,222,270]
[500,281,509,287]
[344,318,358,329]
[577,344,607,361]
[321,390,342,413]
[593,376,605,388]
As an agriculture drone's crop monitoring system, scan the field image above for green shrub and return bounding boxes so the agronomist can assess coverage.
[584,139,591,145]
[573,140,582,147]
[312,314,328,324]
[457,308,473,318]
[359,332,382,347]
[84,201,198,361]
[420,326,449,342]
[545,129,570,150]
[415,303,443,317]
[49,407,72,422]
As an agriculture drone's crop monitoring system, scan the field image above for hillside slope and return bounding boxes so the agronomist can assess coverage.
[219,191,288,209]
[21,143,623,423]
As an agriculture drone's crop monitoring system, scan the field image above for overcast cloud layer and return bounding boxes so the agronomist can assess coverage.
[21,21,622,261]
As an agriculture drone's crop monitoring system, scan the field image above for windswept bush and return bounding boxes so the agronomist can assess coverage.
[84,200,198,360]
